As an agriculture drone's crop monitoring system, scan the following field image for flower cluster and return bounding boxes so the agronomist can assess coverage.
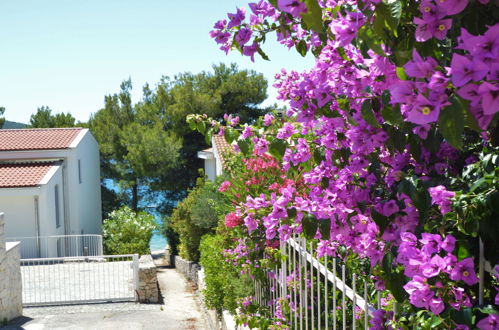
[398,232,476,314]
[202,0,499,327]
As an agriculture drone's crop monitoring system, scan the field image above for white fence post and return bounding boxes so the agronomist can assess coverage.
[133,253,140,302]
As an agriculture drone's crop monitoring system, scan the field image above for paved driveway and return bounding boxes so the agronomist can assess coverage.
[3,266,211,330]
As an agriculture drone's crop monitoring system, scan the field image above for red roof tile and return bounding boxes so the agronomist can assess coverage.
[0,162,58,188]
[0,128,84,151]
[213,134,232,167]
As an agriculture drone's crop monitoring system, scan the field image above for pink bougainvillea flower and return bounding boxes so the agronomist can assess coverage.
[248,0,275,17]
[278,0,307,17]
[429,297,445,315]
[227,7,246,29]
[420,233,443,255]
[218,180,232,192]
[209,30,231,44]
[414,17,452,41]
[380,200,399,217]
[441,235,456,253]
[390,80,416,104]
[478,82,499,115]
[404,50,438,79]
[406,95,442,125]
[420,0,446,20]
[477,314,499,330]
[263,114,274,126]
[450,258,479,286]
[450,54,489,87]
[225,212,242,228]
[244,214,258,233]
[242,42,258,62]
[457,83,482,107]
[435,0,469,16]
[236,27,252,46]
[428,185,455,215]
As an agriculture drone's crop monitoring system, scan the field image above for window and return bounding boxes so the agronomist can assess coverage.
[78,159,82,184]
[55,184,60,228]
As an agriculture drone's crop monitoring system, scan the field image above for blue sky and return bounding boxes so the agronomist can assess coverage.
[0,0,314,124]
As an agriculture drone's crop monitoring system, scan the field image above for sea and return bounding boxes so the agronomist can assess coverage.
[104,180,168,252]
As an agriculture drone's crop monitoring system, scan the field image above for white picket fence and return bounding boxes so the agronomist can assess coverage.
[254,236,381,330]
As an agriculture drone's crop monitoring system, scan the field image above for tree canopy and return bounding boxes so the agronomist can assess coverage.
[89,62,270,212]
[0,107,5,128]
[29,106,76,128]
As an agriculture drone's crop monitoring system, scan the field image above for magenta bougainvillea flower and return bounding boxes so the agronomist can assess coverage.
[236,27,252,45]
[428,185,455,215]
[450,54,489,87]
[404,50,438,79]
[450,258,479,286]
[227,7,246,29]
[435,0,469,15]
[277,0,307,17]
[477,314,499,330]
[478,82,499,116]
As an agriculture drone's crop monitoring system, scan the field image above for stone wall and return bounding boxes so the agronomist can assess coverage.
[174,255,200,285]
[137,255,160,303]
[0,213,22,322]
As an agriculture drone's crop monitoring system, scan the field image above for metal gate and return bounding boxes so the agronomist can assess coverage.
[20,254,139,306]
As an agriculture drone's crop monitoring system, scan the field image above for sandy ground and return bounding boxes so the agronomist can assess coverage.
[2,256,211,330]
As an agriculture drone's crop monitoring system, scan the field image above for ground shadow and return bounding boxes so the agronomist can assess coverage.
[0,316,34,330]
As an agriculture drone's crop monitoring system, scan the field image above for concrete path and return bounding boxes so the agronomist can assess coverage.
[2,264,211,330]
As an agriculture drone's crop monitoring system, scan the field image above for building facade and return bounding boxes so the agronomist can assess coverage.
[0,128,102,257]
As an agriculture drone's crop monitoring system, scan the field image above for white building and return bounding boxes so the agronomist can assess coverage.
[0,128,102,257]
[197,135,231,182]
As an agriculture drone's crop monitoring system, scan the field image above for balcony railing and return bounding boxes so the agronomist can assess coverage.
[5,234,103,259]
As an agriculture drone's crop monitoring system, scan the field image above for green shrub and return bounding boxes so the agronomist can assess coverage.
[200,234,253,315]
[168,177,228,262]
[103,206,156,255]
[160,215,180,256]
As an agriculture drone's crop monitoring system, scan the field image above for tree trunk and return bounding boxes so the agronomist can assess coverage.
[132,182,138,212]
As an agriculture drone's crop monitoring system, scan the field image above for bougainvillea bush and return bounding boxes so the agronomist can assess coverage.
[189,0,499,328]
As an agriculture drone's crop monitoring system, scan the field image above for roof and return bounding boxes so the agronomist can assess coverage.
[0,128,85,151]
[213,134,232,167]
[0,162,58,188]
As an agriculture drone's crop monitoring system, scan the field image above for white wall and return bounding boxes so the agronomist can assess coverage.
[0,213,23,322]
[67,131,102,236]
[38,166,65,257]
[0,194,37,238]
[205,158,216,182]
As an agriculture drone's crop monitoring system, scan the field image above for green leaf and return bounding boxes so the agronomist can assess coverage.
[381,104,404,126]
[477,305,499,315]
[197,121,206,134]
[224,127,237,144]
[237,139,250,156]
[438,96,465,150]
[357,26,386,56]
[188,119,197,131]
[302,213,318,239]
[456,240,470,260]
[396,67,408,80]
[301,0,324,33]
[371,209,390,232]
[408,134,422,161]
[318,218,331,240]
[269,139,287,159]
[257,46,270,61]
[205,128,213,145]
[287,208,297,219]
[337,47,351,61]
[296,39,308,57]
[373,0,402,38]
[361,99,381,128]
